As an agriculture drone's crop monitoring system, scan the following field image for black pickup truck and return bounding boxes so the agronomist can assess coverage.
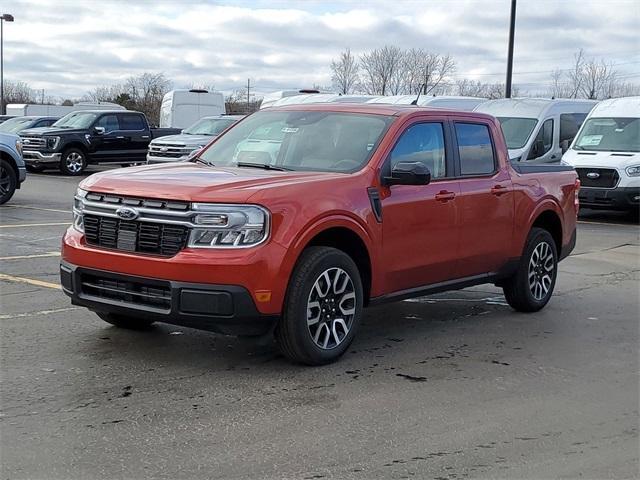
[19,110,180,175]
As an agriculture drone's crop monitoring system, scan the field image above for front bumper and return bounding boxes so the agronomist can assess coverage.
[579,186,640,210]
[60,261,278,336]
[23,150,61,166]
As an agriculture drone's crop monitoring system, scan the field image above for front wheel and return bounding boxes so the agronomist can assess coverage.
[0,159,17,205]
[96,312,155,330]
[59,148,87,176]
[276,247,363,365]
[503,227,558,312]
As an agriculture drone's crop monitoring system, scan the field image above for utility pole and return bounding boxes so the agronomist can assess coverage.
[1,14,15,115]
[246,78,250,113]
[505,0,517,98]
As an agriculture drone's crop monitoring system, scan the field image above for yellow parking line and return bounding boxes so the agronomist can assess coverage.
[0,205,71,214]
[0,273,61,290]
[0,222,70,229]
[0,251,60,261]
[0,307,80,320]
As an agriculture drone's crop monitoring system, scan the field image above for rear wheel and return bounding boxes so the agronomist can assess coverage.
[0,159,17,205]
[59,148,87,176]
[276,247,363,365]
[96,312,155,330]
[503,228,558,312]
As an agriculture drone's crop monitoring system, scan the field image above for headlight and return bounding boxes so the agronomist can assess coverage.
[46,136,60,150]
[73,188,88,232]
[188,204,269,248]
[625,165,640,177]
[15,139,22,157]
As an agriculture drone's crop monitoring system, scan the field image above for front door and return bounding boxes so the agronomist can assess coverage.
[90,114,122,161]
[380,120,461,293]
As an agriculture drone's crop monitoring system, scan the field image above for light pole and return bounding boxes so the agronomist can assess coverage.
[1,13,15,115]
[505,0,516,98]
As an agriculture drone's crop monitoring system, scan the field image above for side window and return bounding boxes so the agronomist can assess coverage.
[95,114,120,133]
[389,123,446,179]
[560,113,587,143]
[455,123,496,176]
[527,118,553,160]
[118,114,145,131]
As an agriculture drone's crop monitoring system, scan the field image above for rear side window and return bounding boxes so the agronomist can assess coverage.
[118,114,145,131]
[95,114,120,133]
[390,123,446,178]
[455,123,495,176]
[560,113,588,143]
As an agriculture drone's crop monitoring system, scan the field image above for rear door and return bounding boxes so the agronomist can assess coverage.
[117,113,151,162]
[379,117,461,292]
[452,120,514,277]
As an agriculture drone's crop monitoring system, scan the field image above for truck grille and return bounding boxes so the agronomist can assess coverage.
[575,168,619,188]
[80,272,171,310]
[20,135,46,150]
[148,144,193,158]
[84,215,189,256]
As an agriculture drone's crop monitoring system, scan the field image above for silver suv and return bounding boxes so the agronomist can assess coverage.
[0,132,26,204]
[147,115,244,164]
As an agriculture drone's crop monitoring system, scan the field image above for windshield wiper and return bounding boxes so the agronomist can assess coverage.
[236,162,291,171]
[191,156,213,166]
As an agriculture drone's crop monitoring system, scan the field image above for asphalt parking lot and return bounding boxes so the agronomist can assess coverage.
[1,168,639,480]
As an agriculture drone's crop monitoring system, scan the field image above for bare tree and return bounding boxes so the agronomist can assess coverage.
[566,49,586,99]
[359,45,404,95]
[580,58,616,99]
[125,73,172,125]
[330,48,360,94]
[454,79,489,97]
[3,80,35,104]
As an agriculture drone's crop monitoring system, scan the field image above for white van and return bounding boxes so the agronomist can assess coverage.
[474,98,597,163]
[6,102,125,117]
[562,96,639,211]
[366,95,486,111]
[260,89,321,109]
[159,89,225,128]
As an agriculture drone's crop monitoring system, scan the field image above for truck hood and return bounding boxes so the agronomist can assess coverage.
[562,149,640,169]
[20,126,84,136]
[150,133,215,147]
[80,162,345,203]
[0,132,19,145]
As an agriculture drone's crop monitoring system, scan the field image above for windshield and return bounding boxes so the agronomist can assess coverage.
[574,117,639,153]
[197,110,393,173]
[0,117,34,133]
[53,112,99,129]
[497,117,538,149]
[183,118,238,136]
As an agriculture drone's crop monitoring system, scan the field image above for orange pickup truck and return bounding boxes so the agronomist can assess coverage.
[61,104,579,364]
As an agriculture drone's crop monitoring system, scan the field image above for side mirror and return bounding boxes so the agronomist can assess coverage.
[560,139,570,154]
[186,146,204,161]
[384,161,431,186]
[94,126,105,135]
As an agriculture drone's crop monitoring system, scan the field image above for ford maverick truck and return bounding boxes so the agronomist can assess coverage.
[61,104,579,365]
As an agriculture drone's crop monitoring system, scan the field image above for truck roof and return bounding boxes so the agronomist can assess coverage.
[267,102,497,122]
[474,97,597,118]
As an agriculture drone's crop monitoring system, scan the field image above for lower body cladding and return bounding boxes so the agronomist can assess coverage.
[60,261,278,336]
[579,186,640,210]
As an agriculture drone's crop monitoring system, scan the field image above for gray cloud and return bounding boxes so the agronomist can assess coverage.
[3,0,639,99]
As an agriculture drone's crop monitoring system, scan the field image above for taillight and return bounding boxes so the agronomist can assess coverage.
[574,178,581,214]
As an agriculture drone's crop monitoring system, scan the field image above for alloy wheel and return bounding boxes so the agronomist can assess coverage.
[528,241,555,301]
[66,152,84,173]
[0,165,9,196]
[306,267,356,349]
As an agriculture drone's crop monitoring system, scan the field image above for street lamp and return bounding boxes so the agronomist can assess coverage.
[1,13,15,116]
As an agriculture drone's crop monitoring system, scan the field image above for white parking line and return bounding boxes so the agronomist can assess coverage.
[0,222,70,229]
[578,220,637,227]
[0,205,71,214]
[0,251,60,261]
[0,273,61,290]
[0,307,80,320]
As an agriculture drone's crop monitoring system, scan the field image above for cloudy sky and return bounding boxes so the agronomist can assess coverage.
[4,0,640,99]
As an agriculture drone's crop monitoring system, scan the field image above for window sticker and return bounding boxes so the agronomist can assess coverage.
[578,135,603,146]
[281,127,299,133]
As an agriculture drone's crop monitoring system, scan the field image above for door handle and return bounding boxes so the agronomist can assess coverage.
[116,136,125,139]
[491,184,508,196]
[435,190,456,202]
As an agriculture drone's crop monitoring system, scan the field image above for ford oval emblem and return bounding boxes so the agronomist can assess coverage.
[586,172,600,179]
[116,207,139,220]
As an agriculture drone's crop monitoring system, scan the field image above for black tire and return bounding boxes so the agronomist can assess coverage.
[26,164,46,173]
[0,159,17,205]
[503,227,558,312]
[276,246,363,365]
[96,312,155,330]
[59,148,87,176]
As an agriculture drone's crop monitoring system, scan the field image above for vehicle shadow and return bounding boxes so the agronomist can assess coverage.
[579,207,639,225]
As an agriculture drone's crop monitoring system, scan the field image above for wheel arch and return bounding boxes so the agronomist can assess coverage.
[530,208,563,253]
[0,150,19,177]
